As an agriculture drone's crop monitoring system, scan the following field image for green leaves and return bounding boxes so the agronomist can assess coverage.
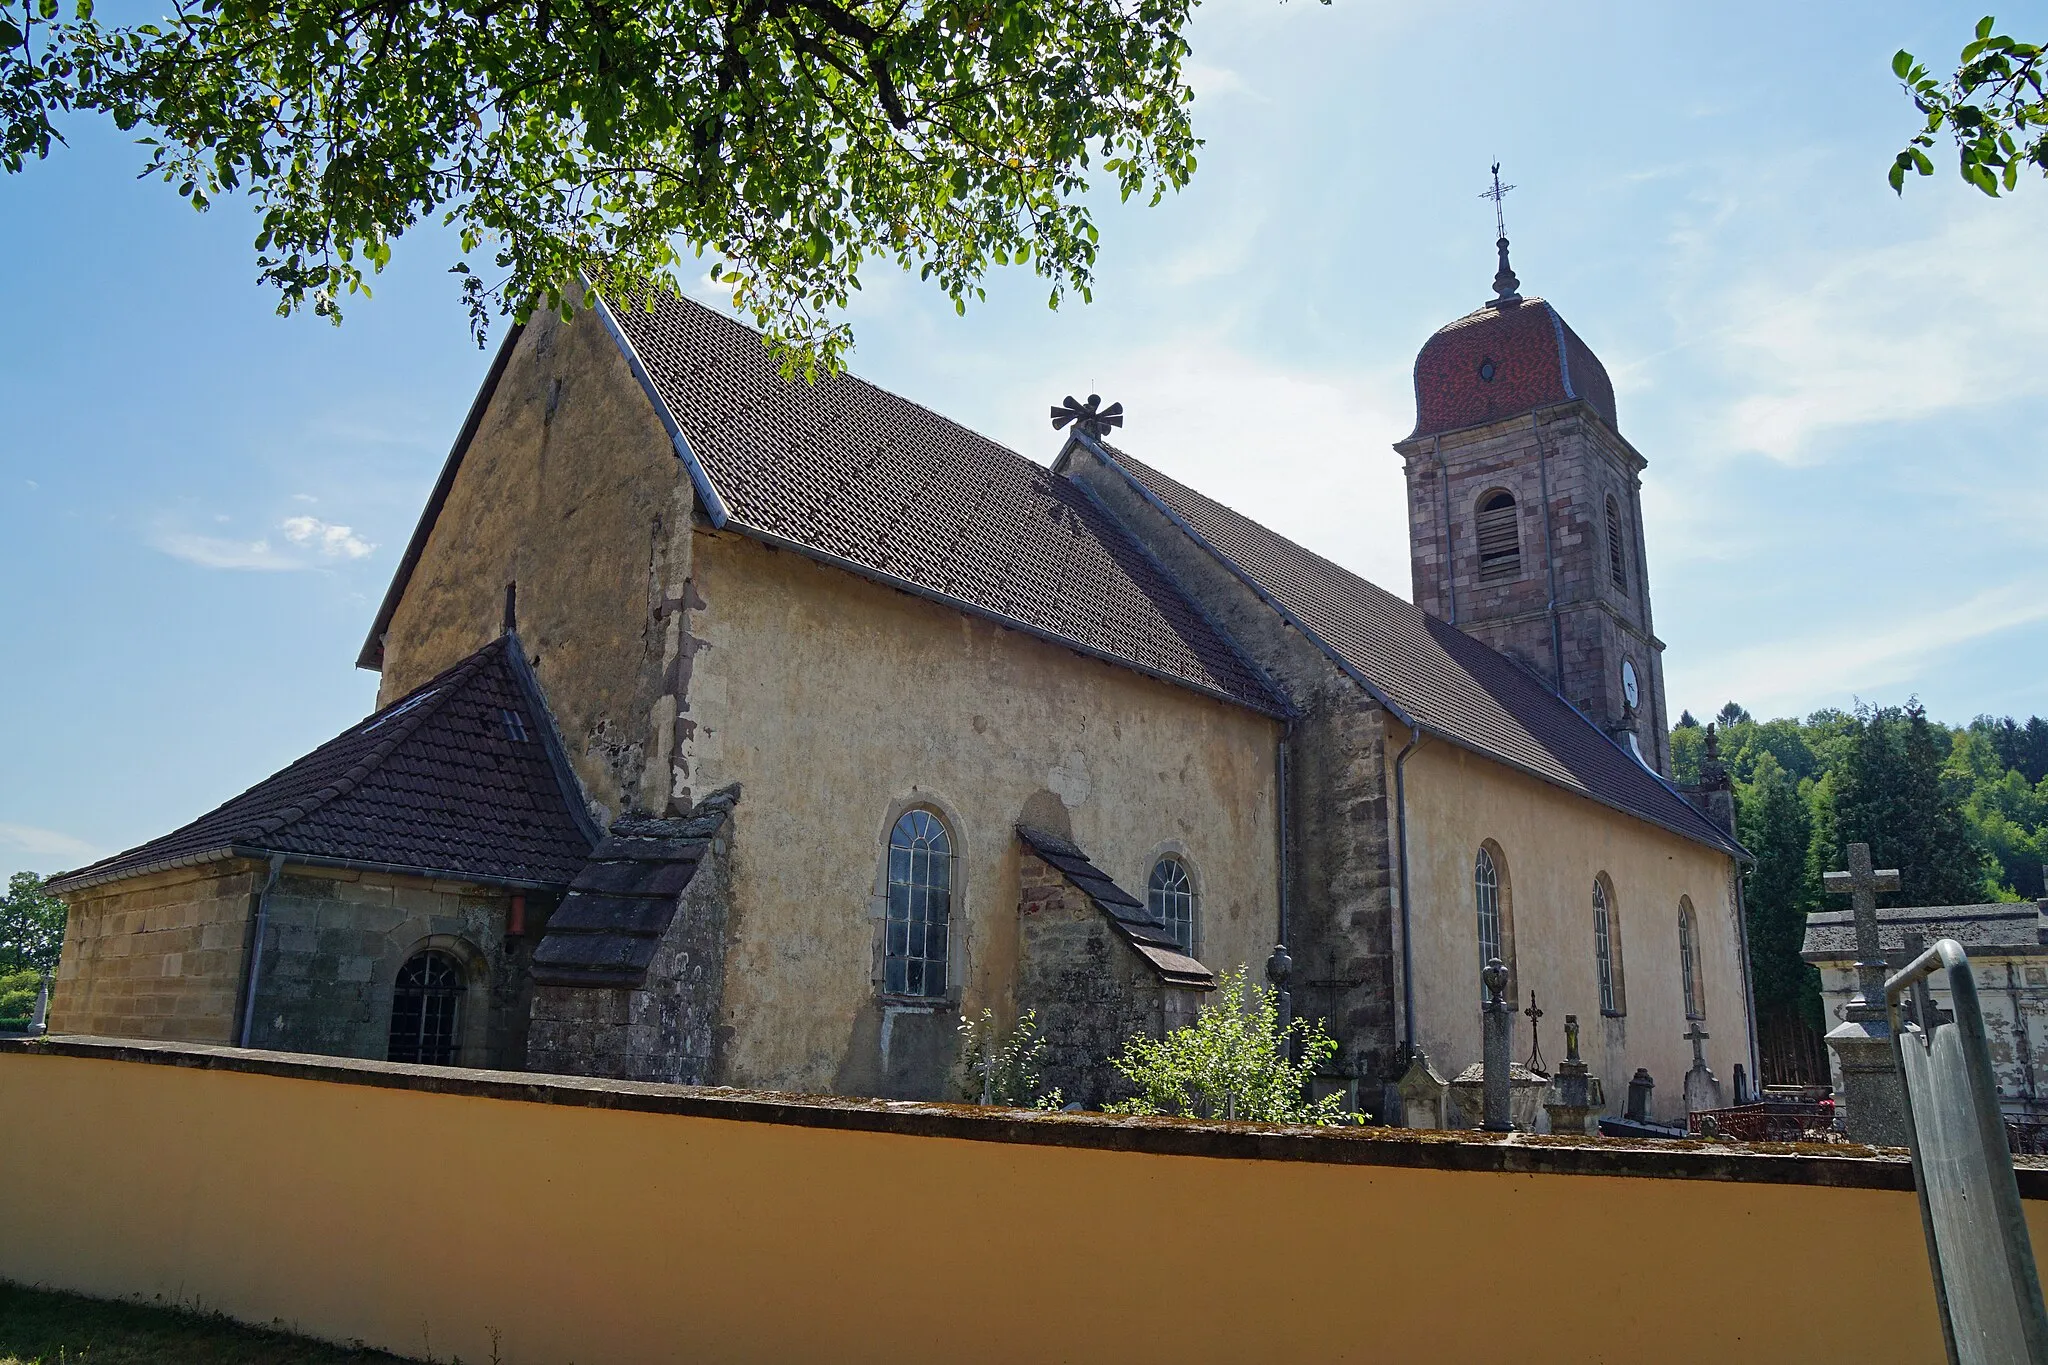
[0,0,1205,367]
[1891,16,2047,200]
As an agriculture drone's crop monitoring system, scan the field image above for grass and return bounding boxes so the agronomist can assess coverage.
[0,1284,416,1364]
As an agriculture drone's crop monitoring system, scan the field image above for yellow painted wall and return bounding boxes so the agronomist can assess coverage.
[1,1045,2020,1365]
[48,861,264,1042]
[376,306,692,822]
[682,531,1282,1092]
[1395,728,1744,1122]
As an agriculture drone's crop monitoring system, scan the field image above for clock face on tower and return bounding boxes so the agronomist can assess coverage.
[1621,659,1640,710]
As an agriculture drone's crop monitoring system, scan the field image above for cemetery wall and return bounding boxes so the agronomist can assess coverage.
[6,1035,2041,1365]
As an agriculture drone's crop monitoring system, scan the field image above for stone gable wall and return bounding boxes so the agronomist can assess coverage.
[48,861,266,1043]
[1015,851,1202,1108]
[527,833,734,1084]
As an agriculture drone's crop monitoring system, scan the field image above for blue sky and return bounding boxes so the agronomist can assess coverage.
[4,0,2045,880]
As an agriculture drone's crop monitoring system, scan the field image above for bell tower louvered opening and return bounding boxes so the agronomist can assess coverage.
[1475,491,1521,584]
[1606,495,1629,593]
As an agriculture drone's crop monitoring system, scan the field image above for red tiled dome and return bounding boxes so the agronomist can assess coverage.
[1409,297,1616,440]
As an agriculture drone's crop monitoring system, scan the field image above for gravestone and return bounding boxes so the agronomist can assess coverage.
[27,975,49,1036]
[1821,842,1909,1145]
[1625,1067,1656,1123]
[1395,1048,1449,1128]
[1481,958,1513,1131]
[1683,1019,1724,1114]
[1545,1014,1597,1136]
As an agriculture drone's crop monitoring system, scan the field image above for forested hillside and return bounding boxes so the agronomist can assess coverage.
[1670,703,2048,1040]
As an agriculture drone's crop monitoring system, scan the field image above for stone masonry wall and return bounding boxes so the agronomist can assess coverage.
[48,860,266,1043]
[1015,851,1201,1108]
[527,833,734,1084]
[244,867,525,1068]
[1396,404,1670,775]
[1063,446,1399,1101]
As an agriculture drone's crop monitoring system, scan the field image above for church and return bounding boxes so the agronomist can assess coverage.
[44,243,1752,1124]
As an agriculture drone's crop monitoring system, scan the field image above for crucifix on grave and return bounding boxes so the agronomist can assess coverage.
[1818,842,1908,1144]
[1523,991,1546,1076]
[1683,1018,1723,1116]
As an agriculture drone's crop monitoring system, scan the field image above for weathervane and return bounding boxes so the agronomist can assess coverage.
[1050,393,1124,441]
[1478,161,1522,307]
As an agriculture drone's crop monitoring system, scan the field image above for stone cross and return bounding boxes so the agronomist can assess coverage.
[1685,1019,1710,1071]
[1480,958,1513,1132]
[1819,842,1908,1145]
[1823,841,1902,1021]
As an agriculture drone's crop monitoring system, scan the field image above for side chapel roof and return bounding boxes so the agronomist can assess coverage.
[360,292,1283,719]
[1015,825,1214,989]
[1070,439,1743,857]
[48,637,599,894]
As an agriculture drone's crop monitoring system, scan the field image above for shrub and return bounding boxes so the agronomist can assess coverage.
[1104,966,1360,1126]
[956,1008,1063,1110]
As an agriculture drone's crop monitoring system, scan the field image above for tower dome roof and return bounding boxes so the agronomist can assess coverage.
[1409,296,1617,440]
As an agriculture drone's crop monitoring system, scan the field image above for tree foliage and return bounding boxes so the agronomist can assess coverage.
[1676,701,2048,1035]
[1,0,1219,370]
[0,872,66,977]
[1104,966,1356,1126]
[1893,15,2047,197]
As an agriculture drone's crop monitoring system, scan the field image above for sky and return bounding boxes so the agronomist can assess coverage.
[4,0,2046,881]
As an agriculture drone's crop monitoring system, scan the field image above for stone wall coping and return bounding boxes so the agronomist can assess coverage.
[10,1033,2041,1197]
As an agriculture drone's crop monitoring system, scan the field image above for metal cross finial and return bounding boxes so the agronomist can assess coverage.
[1479,161,1516,240]
[1050,393,1125,442]
[1478,161,1522,307]
[1524,990,1546,1074]
[1823,842,1903,1021]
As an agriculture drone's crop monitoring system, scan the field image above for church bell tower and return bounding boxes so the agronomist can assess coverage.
[1394,175,1671,775]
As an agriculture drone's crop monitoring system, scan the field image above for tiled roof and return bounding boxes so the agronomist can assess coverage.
[1409,297,1616,440]
[1077,441,1742,856]
[600,292,1283,716]
[531,786,740,988]
[49,637,599,894]
[1016,825,1214,988]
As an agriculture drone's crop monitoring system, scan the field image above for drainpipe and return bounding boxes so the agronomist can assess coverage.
[1434,434,1456,625]
[1270,723,1294,1029]
[237,854,286,1048]
[1532,413,1565,693]
[1393,725,1429,1060]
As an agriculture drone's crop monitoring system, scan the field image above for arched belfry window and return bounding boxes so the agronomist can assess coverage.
[1679,897,1704,1019]
[1594,876,1626,1016]
[1476,491,1521,584]
[1475,844,1514,996]
[1148,857,1196,955]
[388,949,465,1066]
[886,809,953,998]
[1606,495,1629,593]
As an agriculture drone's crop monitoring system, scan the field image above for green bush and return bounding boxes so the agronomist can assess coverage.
[1105,966,1361,1126]
[956,1008,1063,1109]
[0,966,42,1028]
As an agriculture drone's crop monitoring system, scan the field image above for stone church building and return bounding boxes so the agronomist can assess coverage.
[46,254,1751,1123]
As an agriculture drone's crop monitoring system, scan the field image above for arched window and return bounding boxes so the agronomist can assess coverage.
[1148,857,1197,955]
[1606,495,1629,593]
[1593,876,1626,1016]
[1476,491,1521,584]
[1679,897,1704,1019]
[388,949,465,1066]
[886,809,953,998]
[1475,845,1504,995]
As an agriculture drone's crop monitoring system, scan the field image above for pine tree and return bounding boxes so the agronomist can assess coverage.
[1738,754,1820,1023]
[1827,703,1987,906]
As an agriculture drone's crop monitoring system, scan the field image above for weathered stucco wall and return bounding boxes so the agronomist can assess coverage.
[681,530,1282,1098]
[5,1039,2031,1365]
[244,867,525,1070]
[375,306,692,823]
[1396,731,1745,1123]
[48,862,265,1043]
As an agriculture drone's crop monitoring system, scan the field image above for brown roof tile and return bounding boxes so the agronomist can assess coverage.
[49,637,599,894]
[1016,825,1215,988]
[1075,440,1741,856]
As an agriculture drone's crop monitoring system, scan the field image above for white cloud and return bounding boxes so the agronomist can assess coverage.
[1700,208,2048,463]
[0,823,101,864]
[1666,580,2048,720]
[1183,61,1259,104]
[281,515,376,559]
[150,530,298,571]
[291,492,318,503]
